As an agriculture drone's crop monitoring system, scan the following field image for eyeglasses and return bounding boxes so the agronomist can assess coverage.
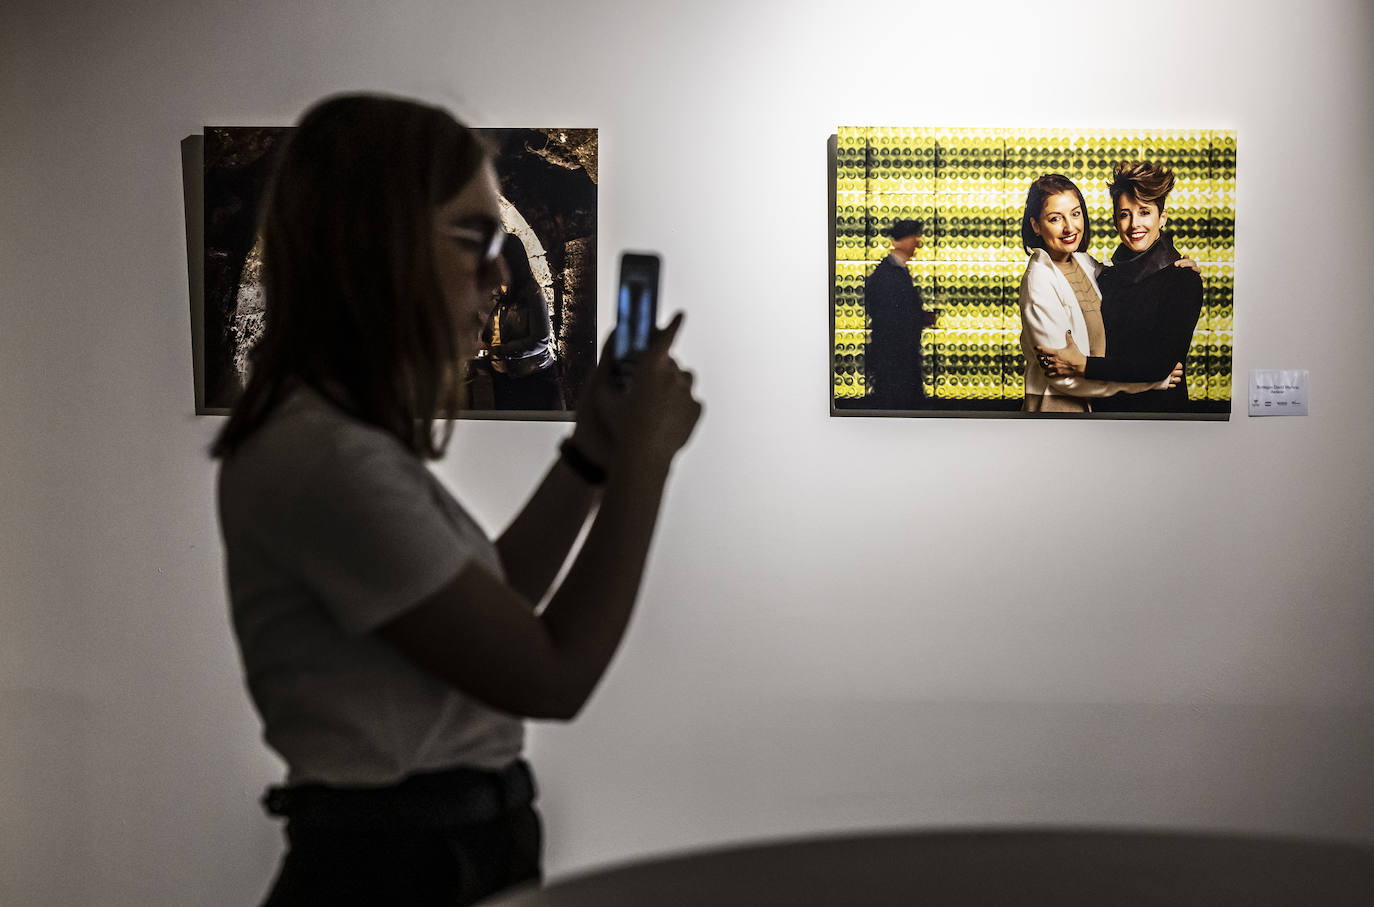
[438,220,505,266]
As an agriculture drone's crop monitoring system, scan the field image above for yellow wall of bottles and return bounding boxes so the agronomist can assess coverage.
[833,127,1236,405]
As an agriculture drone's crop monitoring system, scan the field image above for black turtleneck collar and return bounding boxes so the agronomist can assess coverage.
[1107,232,1181,287]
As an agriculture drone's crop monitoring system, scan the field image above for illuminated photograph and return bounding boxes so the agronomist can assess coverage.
[201,125,597,418]
[830,127,1235,419]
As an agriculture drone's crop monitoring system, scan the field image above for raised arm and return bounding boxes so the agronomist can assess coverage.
[378,315,702,720]
[493,340,621,605]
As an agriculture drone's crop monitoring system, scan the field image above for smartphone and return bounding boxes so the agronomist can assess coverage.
[612,252,660,384]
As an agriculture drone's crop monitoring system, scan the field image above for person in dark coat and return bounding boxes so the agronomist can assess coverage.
[1036,161,1203,414]
[864,218,935,409]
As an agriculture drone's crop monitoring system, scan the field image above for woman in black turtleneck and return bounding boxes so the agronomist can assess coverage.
[1037,161,1203,414]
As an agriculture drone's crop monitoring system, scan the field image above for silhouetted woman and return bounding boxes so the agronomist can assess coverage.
[212,94,701,906]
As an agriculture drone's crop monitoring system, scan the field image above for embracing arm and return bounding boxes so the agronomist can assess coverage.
[1047,370,1167,399]
[1054,374,1168,398]
[1037,329,1183,395]
[1020,266,1158,398]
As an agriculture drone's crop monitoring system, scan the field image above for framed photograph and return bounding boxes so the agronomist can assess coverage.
[830,127,1235,419]
[197,126,598,419]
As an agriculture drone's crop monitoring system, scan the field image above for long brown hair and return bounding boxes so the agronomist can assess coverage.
[211,94,486,460]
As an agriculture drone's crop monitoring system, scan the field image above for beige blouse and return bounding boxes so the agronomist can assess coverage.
[1062,256,1106,356]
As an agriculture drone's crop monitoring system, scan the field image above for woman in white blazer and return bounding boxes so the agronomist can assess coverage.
[1017,173,1176,412]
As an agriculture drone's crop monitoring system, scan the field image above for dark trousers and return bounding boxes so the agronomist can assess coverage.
[260,761,542,906]
[869,362,926,410]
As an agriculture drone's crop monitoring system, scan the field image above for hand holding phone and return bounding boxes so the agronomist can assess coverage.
[612,252,660,387]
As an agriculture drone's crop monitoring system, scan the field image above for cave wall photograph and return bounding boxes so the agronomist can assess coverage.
[199,125,597,419]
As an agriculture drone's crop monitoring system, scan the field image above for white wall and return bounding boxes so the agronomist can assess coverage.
[3,0,1373,903]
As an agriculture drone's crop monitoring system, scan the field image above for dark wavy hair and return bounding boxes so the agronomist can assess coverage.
[1108,160,1176,211]
[1020,173,1092,256]
[211,94,487,460]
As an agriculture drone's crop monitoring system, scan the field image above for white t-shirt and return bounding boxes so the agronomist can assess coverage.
[217,387,523,786]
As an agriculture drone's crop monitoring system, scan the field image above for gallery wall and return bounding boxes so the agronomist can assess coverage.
[3,0,1373,903]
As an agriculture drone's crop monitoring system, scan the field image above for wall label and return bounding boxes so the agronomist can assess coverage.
[1248,369,1309,416]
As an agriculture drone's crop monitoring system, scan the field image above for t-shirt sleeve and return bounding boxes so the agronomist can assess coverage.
[237,425,477,636]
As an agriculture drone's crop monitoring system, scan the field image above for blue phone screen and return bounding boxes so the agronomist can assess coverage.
[615,284,634,360]
[616,280,654,360]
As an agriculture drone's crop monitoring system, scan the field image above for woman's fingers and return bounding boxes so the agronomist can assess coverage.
[643,311,685,362]
[1034,345,1063,374]
[611,310,702,464]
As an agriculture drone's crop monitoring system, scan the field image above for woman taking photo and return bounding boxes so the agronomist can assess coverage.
[1037,161,1205,414]
[212,94,701,906]
[1017,173,1179,412]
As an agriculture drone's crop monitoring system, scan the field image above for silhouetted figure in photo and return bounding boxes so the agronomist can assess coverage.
[471,231,564,410]
[864,218,934,409]
[211,93,702,906]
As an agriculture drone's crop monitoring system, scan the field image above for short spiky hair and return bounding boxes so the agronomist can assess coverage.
[1108,160,1176,211]
[212,94,487,460]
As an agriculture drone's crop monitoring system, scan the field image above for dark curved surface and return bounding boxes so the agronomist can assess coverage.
[479,827,1374,906]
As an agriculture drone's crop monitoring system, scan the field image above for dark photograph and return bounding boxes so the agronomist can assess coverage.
[200,125,598,418]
